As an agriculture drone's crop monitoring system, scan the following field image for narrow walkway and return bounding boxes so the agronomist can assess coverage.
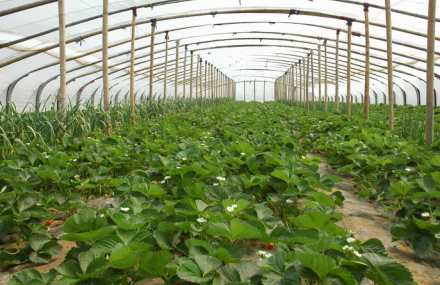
[308,153,440,285]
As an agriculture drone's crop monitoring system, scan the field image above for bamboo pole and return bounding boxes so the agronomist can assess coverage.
[149,20,157,104]
[204,60,207,98]
[196,55,199,99]
[190,51,194,100]
[299,60,303,107]
[426,0,437,145]
[163,31,169,101]
[244,79,246,101]
[103,0,110,110]
[385,0,394,130]
[175,40,180,99]
[318,45,322,106]
[311,51,315,110]
[129,8,137,114]
[364,4,371,119]
[200,58,203,98]
[211,64,214,98]
[183,46,187,99]
[306,54,310,110]
[218,70,221,98]
[325,42,328,113]
[263,80,266,102]
[346,20,353,116]
[58,0,67,118]
[335,29,341,111]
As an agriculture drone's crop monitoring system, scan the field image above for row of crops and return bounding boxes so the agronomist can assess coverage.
[1,99,438,284]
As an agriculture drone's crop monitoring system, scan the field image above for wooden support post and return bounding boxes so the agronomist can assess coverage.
[335,29,341,111]
[174,40,180,99]
[129,7,137,114]
[204,60,207,99]
[190,51,194,100]
[324,42,328,113]
[346,20,353,116]
[311,51,315,110]
[364,3,370,120]
[149,19,157,104]
[364,3,370,119]
[196,55,199,99]
[306,53,310,110]
[183,45,187,99]
[303,58,306,107]
[58,0,67,117]
[244,80,246,101]
[199,58,203,99]
[210,64,214,99]
[263,80,266,102]
[299,60,303,107]
[385,0,394,130]
[102,0,110,110]
[163,31,169,101]
[318,45,322,107]
[426,0,437,145]
[218,70,221,98]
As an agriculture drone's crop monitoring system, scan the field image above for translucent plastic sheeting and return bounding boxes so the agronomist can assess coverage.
[0,0,439,112]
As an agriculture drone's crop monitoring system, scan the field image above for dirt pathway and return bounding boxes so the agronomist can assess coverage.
[308,153,440,285]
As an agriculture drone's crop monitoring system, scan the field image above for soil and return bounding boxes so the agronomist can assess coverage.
[307,153,440,285]
[1,155,440,285]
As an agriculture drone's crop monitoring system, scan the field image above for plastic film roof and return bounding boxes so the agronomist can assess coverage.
[0,0,439,111]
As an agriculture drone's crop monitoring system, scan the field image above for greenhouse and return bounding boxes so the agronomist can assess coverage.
[0,0,440,284]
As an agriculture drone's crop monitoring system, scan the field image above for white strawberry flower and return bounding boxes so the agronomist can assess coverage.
[286,199,293,204]
[197,217,207,223]
[353,250,362,257]
[240,152,245,155]
[226,206,235,212]
[213,183,219,186]
[120,207,130,212]
[347,237,356,243]
[435,233,440,238]
[421,212,430,217]
[216,176,226,181]
[343,245,353,251]
[164,176,171,180]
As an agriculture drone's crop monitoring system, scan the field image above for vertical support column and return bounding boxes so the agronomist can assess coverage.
[149,19,157,104]
[303,58,306,107]
[335,29,341,111]
[311,51,315,110]
[174,40,180,99]
[129,7,137,114]
[199,58,203,99]
[254,79,256,101]
[299,60,303,107]
[163,31,169,101]
[204,60,207,99]
[364,3,370,119]
[318,45,322,107]
[306,53,310,110]
[58,0,67,117]
[196,55,199,99]
[183,45,187,99]
[263,80,266,102]
[346,19,354,116]
[385,0,394,130]
[102,0,110,110]
[324,41,328,113]
[244,80,246,101]
[190,51,194,100]
[217,70,221,98]
[426,0,437,145]
[210,64,214,99]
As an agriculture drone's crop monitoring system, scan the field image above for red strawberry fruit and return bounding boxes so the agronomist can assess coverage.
[269,205,274,209]
[265,243,275,250]
[331,166,336,170]
[253,241,258,246]
[45,221,52,227]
